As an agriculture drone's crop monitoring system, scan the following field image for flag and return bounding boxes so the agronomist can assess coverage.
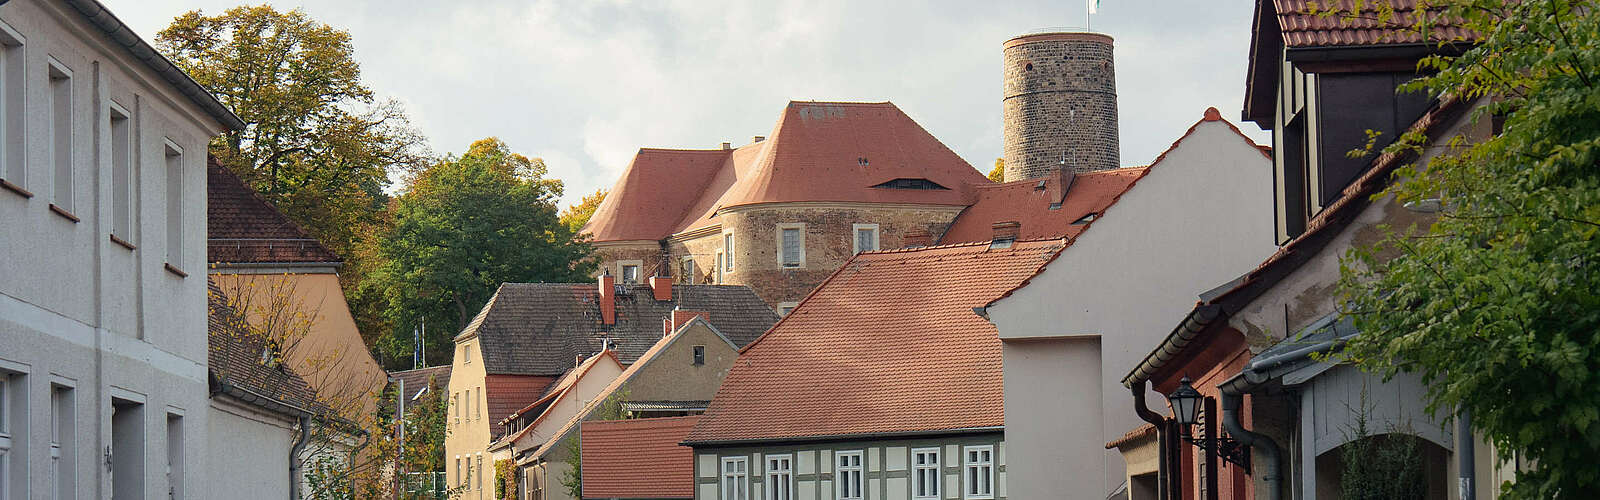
[1088,0,1100,14]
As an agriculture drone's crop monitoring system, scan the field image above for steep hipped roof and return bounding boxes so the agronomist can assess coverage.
[939,168,1147,244]
[1244,0,1475,123]
[684,239,1064,444]
[207,281,323,418]
[581,416,701,500]
[458,283,778,376]
[207,157,342,265]
[583,101,988,242]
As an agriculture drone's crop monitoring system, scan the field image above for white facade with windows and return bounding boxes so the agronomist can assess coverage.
[695,436,1007,500]
[0,1,239,499]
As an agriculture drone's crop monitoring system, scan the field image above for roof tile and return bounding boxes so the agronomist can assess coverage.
[581,416,701,499]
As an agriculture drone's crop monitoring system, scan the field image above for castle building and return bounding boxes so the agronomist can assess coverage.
[583,32,1127,310]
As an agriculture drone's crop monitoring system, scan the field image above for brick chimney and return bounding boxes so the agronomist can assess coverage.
[598,274,616,325]
[1045,167,1077,205]
[649,276,672,301]
[904,229,933,248]
[992,221,1021,242]
[670,309,709,334]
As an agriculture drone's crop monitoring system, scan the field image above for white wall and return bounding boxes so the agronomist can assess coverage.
[987,118,1277,499]
[0,1,227,498]
[206,400,297,500]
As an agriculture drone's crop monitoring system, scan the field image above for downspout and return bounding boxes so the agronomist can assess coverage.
[1458,408,1476,500]
[289,415,311,500]
[1218,372,1283,500]
[1130,381,1170,500]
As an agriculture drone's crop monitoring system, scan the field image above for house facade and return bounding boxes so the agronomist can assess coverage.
[446,276,778,500]
[0,0,242,498]
[980,108,1277,500]
[1113,2,1512,499]
[685,240,1069,500]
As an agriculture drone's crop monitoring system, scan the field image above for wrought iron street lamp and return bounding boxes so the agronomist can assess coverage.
[1166,376,1250,469]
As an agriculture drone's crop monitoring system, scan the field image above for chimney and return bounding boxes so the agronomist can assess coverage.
[598,273,616,325]
[992,221,1021,242]
[753,136,765,143]
[1045,166,1077,205]
[649,276,672,301]
[670,309,709,334]
[575,353,586,367]
[904,229,933,248]
[720,142,732,150]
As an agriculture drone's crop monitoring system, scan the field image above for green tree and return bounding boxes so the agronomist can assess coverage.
[560,189,607,235]
[986,158,1005,182]
[157,5,429,352]
[370,138,595,366]
[1334,1,1600,497]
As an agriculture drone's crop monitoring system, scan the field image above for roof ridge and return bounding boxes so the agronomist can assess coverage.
[856,237,1066,255]
[786,100,895,107]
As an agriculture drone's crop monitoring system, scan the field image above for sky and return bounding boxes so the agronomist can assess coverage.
[102,0,1271,207]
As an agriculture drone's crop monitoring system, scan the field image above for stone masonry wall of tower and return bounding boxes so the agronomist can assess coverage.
[1002,32,1120,181]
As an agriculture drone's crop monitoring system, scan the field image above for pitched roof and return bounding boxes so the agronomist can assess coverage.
[389,365,452,402]
[684,239,1064,444]
[459,283,778,376]
[207,280,323,418]
[207,157,342,265]
[939,168,1147,244]
[494,350,624,446]
[581,416,701,500]
[584,101,989,242]
[1105,423,1157,450]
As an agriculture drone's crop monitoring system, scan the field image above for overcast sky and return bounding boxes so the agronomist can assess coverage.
[102,0,1270,206]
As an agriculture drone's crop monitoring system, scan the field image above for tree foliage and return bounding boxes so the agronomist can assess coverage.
[986,158,1005,182]
[369,138,595,366]
[1334,1,1600,497]
[157,5,430,352]
[560,189,607,235]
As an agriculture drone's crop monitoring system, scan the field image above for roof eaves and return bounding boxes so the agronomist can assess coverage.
[683,426,1005,448]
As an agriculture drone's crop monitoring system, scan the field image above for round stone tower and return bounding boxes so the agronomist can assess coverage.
[1002,31,1119,181]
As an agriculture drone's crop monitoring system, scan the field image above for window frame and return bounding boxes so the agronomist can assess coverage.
[47,57,73,214]
[836,450,864,500]
[764,454,793,500]
[912,447,941,500]
[962,445,995,499]
[851,223,880,254]
[0,20,25,194]
[618,260,643,284]
[680,256,696,284]
[692,345,705,366]
[108,100,135,245]
[723,231,736,272]
[776,223,806,268]
[162,140,185,272]
[720,456,748,500]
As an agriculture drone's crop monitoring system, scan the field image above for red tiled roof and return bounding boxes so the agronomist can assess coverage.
[584,101,988,242]
[684,239,1064,444]
[486,374,558,437]
[206,157,342,264]
[581,416,701,500]
[939,168,1147,244]
[495,350,622,445]
[1274,0,1474,49]
[1105,423,1157,449]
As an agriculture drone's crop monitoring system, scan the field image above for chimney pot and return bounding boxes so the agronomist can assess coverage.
[721,142,732,150]
[598,274,616,325]
[649,276,673,301]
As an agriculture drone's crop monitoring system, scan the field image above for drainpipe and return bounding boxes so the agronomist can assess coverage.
[289,415,312,500]
[1218,373,1283,500]
[1458,408,1476,500]
[1130,381,1170,500]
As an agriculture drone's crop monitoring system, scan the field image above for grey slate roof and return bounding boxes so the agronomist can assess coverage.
[389,365,452,402]
[459,283,779,376]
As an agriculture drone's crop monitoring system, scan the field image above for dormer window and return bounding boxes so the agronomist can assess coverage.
[871,178,949,190]
[1072,213,1098,225]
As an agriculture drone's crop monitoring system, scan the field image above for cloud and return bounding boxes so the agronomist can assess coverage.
[105,0,1270,205]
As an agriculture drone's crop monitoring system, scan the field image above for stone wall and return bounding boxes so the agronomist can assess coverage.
[1002,32,1120,180]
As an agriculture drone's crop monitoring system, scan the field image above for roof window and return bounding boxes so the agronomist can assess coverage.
[1072,213,1099,225]
[871,178,950,190]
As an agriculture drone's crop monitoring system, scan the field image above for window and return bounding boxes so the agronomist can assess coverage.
[691,345,706,366]
[167,412,184,500]
[463,344,470,363]
[476,455,484,490]
[48,59,72,213]
[621,264,640,284]
[963,446,994,499]
[452,392,460,424]
[714,252,725,284]
[0,22,24,192]
[720,457,748,500]
[764,454,792,500]
[680,257,696,284]
[777,302,798,317]
[1,371,27,500]
[53,384,75,500]
[723,232,735,271]
[464,456,472,488]
[164,141,184,269]
[777,223,805,268]
[111,397,146,500]
[110,102,133,243]
[852,224,879,253]
[836,451,864,500]
[913,448,941,500]
[455,457,462,487]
